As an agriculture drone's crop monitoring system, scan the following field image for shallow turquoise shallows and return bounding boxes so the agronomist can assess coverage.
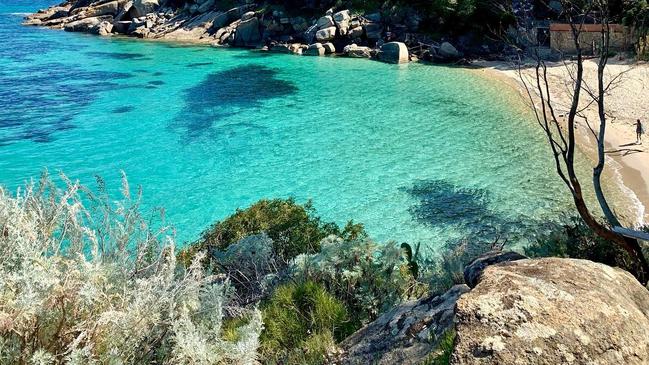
[1,1,579,249]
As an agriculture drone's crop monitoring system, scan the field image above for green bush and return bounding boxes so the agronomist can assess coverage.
[260,281,352,365]
[291,237,428,328]
[179,198,365,266]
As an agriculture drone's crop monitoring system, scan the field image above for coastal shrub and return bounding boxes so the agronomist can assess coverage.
[291,236,428,327]
[0,173,261,364]
[525,217,643,275]
[260,280,351,365]
[179,198,365,266]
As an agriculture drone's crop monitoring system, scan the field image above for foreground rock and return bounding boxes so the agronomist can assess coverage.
[338,284,470,365]
[378,41,409,64]
[453,258,649,364]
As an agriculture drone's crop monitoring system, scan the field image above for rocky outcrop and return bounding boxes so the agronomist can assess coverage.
[453,258,649,364]
[334,251,649,365]
[233,16,261,47]
[23,0,490,62]
[338,284,470,365]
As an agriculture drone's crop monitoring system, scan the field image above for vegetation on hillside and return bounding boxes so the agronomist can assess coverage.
[179,198,364,266]
[0,173,261,364]
[3,172,646,364]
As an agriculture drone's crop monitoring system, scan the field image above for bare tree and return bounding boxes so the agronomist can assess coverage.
[515,0,649,283]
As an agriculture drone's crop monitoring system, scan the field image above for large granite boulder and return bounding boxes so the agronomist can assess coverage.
[64,15,111,32]
[339,285,470,365]
[343,43,372,58]
[303,42,325,56]
[132,0,158,18]
[315,26,336,42]
[316,15,334,29]
[86,1,119,17]
[233,16,261,47]
[333,9,350,35]
[94,20,113,35]
[438,41,461,60]
[452,258,649,364]
[378,41,409,64]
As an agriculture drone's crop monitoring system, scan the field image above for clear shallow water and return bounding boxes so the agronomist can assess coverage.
[1,1,581,248]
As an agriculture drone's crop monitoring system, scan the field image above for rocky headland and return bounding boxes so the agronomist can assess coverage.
[337,251,649,364]
[23,0,473,64]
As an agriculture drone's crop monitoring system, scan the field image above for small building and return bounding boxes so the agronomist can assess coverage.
[549,23,631,54]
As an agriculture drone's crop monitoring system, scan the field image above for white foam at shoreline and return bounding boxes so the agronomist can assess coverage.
[606,154,646,227]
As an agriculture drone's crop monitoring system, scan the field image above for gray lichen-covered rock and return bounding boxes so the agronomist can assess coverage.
[338,284,470,365]
[452,258,649,365]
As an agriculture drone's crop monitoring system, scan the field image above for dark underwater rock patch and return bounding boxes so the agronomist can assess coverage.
[171,64,298,139]
[112,105,135,113]
[0,62,132,146]
[85,51,150,60]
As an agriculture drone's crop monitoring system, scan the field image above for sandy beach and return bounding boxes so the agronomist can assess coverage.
[473,59,649,226]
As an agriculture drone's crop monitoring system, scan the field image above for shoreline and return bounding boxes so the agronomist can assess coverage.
[472,60,649,227]
[16,6,649,226]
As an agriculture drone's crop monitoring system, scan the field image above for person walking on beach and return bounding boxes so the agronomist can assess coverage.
[637,119,644,144]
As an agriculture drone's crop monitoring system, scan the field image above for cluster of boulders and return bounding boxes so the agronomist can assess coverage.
[24,0,466,65]
[260,9,411,63]
[337,251,649,365]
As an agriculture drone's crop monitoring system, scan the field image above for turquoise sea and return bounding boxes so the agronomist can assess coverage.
[0,0,589,249]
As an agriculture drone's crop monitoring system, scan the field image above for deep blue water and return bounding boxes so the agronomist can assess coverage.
[0,0,587,249]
